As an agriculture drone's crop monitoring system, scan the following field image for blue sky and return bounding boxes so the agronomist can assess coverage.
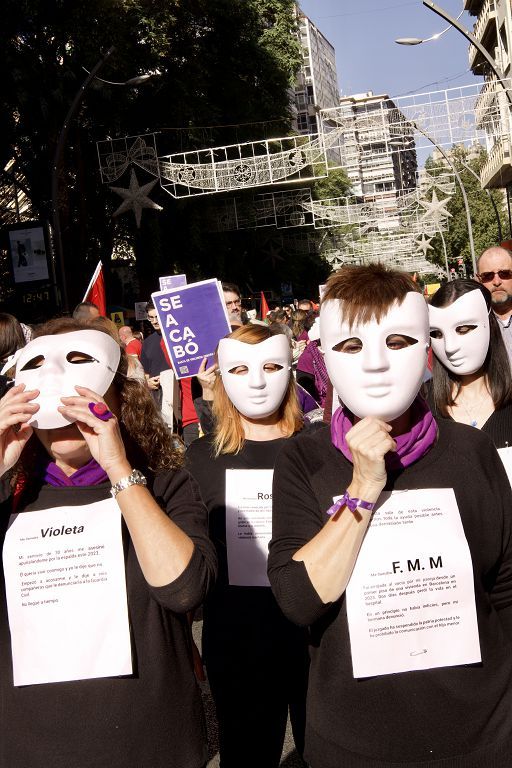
[298,0,481,100]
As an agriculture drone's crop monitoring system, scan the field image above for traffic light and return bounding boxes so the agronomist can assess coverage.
[450,267,456,281]
[457,258,466,278]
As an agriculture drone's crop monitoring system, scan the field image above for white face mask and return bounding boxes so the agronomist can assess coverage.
[15,330,121,429]
[428,290,490,376]
[217,335,291,420]
[320,292,429,422]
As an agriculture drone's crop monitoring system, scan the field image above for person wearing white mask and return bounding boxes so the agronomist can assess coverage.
[186,324,308,768]
[428,279,512,446]
[0,317,216,768]
[268,264,512,768]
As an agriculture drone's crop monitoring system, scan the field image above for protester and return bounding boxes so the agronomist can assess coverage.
[297,299,313,312]
[476,246,512,363]
[118,325,142,359]
[428,279,512,446]
[187,324,309,768]
[295,318,328,408]
[0,313,26,369]
[0,317,216,767]
[140,301,201,443]
[72,301,100,321]
[221,282,243,322]
[268,263,512,768]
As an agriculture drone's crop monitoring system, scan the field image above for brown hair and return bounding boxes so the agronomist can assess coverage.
[19,317,183,476]
[322,264,420,329]
[212,324,302,455]
[0,313,26,365]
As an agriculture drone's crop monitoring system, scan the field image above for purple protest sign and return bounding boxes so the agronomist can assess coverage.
[151,279,230,379]
[159,274,187,291]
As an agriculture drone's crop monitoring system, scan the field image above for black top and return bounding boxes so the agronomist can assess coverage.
[425,380,512,448]
[186,436,306,661]
[0,469,217,768]
[268,420,512,768]
[140,330,168,376]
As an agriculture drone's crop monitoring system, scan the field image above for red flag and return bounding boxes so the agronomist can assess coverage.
[83,261,106,316]
[260,291,269,320]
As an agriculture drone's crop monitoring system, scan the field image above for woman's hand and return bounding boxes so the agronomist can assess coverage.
[0,384,38,476]
[346,416,396,502]
[196,356,217,402]
[58,386,131,482]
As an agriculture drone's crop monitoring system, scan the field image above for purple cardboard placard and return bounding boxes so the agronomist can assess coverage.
[151,279,230,379]
[159,274,187,291]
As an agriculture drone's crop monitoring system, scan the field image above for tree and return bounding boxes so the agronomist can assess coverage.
[424,146,507,277]
[1,0,302,309]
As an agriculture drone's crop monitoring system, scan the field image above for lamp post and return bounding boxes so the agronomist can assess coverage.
[396,1,512,107]
[395,8,464,46]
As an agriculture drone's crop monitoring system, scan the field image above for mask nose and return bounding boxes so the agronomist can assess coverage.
[247,366,266,389]
[361,343,389,373]
[443,331,461,357]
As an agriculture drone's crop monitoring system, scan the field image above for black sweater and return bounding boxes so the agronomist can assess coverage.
[268,420,512,768]
[0,469,217,768]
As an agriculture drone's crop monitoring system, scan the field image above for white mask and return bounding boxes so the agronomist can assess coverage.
[320,292,429,422]
[218,335,291,419]
[15,330,121,429]
[428,290,490,375]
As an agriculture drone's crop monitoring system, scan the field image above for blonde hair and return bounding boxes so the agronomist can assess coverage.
[212,325,303,456]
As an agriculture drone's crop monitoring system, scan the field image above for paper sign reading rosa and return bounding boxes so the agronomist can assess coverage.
[151,278,231,379]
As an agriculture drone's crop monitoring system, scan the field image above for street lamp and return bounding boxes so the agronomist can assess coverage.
[51,48,159,314]
[395,9,464,45]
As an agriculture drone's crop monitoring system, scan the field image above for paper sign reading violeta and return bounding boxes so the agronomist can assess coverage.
[345,488,480,678]
[3,498,132,686]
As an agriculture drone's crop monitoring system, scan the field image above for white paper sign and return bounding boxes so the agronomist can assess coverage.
[498,447,512,487]
[225,469,273,587]
[346,488,481,678]
[3,498,132,686]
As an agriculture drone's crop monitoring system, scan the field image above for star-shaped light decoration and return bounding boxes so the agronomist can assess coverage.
[419,190,452,225]
[415,233,434,257]
[110,169,163,228]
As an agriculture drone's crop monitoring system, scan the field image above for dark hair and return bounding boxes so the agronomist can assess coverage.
[146,300,155,312]
[221,282,241,297]
[322,264,420,328]
[0,313,26,364]
[72,301,99,319]
[18,317,183,478]
[290,309,307,338]
[429,279,512,413]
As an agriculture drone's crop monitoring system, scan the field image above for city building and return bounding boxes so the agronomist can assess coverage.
[336,91,418,203]
[465,0,512,188]
[292,6,340,136]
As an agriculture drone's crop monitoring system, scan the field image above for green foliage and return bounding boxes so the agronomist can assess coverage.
[424,146,507,277]
[1,0,303,308]
[311,167,352,201]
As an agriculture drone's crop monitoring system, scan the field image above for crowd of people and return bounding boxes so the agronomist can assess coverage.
[1,247,512,767]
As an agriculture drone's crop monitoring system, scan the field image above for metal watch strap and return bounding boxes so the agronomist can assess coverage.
[110,469,147,499]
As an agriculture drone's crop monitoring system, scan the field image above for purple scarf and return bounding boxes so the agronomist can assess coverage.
[331,396,438,471]
[44,458,109,487]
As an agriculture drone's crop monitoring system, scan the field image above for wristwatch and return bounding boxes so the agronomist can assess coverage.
[110,469,147,499]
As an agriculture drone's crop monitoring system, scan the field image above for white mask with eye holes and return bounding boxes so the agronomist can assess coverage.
[320,292,430,422]
[217,335,291,420]
[428,289,490,376]
[15,330,121,429]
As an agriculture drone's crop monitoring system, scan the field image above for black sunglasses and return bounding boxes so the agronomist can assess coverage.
[477,270,512,282]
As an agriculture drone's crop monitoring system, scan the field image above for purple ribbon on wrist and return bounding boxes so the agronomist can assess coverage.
[326,491,375,517]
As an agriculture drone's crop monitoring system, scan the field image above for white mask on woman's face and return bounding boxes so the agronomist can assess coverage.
[217,335,291,420]
[320,292,430,422]
[15,330,121,429]
[428,290,490,376]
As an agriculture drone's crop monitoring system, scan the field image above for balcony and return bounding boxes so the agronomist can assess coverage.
[468,0,497,70]
[480,135,512,188]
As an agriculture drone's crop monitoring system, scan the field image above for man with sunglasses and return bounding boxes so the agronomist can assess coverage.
[476,246,512,363]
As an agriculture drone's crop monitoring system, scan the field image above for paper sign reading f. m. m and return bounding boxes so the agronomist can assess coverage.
[151,278,231,378]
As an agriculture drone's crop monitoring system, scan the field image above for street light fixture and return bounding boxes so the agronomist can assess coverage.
[52,49,160,314]
[395,9,464,46]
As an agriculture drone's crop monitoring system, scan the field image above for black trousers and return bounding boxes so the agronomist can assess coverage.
[203,591,309,768]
